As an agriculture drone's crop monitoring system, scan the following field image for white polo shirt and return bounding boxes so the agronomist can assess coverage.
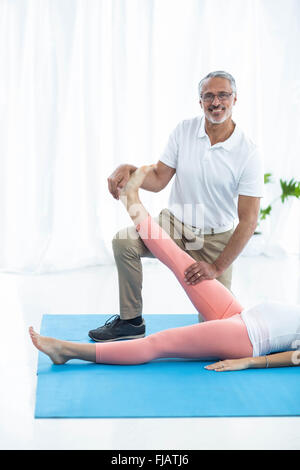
[159,115,264,231]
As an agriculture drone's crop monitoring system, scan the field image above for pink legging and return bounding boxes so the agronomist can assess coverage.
[96,216,253,364]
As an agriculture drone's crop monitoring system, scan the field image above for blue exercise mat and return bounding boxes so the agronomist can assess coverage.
[35,314,300,418]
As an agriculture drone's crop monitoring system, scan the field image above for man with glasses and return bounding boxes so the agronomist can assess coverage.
[88,70,264,342]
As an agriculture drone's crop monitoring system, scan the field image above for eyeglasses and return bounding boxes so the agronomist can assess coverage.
[200,92,233,103]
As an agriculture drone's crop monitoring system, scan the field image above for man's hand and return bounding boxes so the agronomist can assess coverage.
[184,261,220,285]
[107,164,137,200]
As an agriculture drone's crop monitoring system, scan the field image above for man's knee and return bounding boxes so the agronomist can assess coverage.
[112,226,142,258]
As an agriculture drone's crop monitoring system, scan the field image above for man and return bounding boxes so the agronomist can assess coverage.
[88,70,264,342]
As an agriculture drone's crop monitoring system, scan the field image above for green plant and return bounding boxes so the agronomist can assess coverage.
[256,173,300,232]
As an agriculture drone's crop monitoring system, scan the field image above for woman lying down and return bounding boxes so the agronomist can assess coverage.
[29,165,300,372]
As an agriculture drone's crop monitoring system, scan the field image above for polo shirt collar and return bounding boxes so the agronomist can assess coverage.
[197,116,240,151]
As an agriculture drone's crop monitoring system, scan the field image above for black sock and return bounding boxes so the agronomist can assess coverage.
[126,316,143,326]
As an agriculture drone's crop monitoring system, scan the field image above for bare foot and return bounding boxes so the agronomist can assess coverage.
[120,164,157,196]
[29,326,67,365]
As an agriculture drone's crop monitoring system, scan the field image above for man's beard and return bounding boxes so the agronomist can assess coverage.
[206,106,231,124]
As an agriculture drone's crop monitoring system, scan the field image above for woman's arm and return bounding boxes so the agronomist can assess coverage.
[205,350,300,372]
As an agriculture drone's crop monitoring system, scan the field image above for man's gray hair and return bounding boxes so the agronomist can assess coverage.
[198,71,237,98]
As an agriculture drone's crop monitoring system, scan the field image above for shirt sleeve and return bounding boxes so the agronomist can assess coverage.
[238,147,264,197]
[159,123,181,169]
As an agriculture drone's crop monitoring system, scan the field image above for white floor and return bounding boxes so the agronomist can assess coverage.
[1,253,300,450]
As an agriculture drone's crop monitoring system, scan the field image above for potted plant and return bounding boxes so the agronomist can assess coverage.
[242,173,300,256]
[256,173,300,233]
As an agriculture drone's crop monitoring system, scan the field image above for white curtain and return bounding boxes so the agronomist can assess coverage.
[1,0,300,273]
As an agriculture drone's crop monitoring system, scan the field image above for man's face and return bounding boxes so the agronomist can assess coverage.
[199,77,237,124]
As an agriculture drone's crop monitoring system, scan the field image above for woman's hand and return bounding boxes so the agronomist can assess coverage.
[205,357,252,372]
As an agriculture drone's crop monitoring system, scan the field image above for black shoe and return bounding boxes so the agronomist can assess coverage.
[88,314,146,342]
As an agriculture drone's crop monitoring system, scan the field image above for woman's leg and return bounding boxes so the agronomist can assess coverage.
[29,327,96,365]
[96,314,253,364]
[135,215,242,320]
[120,166,243,321]
[29,316,253,365]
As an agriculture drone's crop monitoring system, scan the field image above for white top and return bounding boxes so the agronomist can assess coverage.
[159,116,264,229]
[241,301,300,357]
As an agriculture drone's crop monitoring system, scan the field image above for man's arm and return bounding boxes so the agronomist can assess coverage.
[107,161,175,199]
[140,161,176,192]
[184,195,260,284]
[213,195,261,276]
